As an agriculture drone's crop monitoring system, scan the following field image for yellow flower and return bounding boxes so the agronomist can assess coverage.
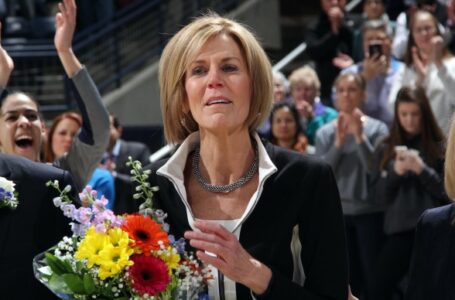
[96,228,134,279]
[158,246,181,274]
[75,227,109,268]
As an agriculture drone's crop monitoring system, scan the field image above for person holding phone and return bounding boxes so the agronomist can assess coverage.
[369,86,449,300]
[341,19,404,127]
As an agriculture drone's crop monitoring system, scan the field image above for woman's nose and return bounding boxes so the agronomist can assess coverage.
[17,115,30,126]
[207,68,223,88]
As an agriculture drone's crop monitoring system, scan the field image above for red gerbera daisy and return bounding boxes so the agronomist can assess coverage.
[122,214,169,254]
[129,254,170,296]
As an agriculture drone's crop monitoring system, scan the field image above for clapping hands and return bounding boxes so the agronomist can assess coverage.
[412,36,445,84]
[335,109,365,147]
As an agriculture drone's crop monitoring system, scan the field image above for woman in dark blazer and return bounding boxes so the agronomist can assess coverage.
[146,13,349,300]
[0,153,75,300]
[405,110,455,300]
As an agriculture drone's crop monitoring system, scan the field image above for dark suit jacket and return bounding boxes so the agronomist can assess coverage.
[115,139,150,175]
[113,139,150,214]
[406,203,455,300]
[0,154,74,300]
[146,141,349,299]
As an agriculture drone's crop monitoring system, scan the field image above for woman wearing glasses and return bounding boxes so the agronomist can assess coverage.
[388,10,455,135]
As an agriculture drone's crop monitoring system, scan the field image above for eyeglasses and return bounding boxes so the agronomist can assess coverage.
[413,26,436,35]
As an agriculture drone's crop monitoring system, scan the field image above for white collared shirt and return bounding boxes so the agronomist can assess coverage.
[156,132,277,300]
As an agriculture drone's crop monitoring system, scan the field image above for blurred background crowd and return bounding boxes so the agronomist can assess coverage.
[2,0,455,299]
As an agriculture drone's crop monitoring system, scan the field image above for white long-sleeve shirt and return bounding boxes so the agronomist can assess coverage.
[388,57,455,134]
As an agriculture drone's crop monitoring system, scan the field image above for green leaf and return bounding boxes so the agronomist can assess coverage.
[62,273,86,294]
[47,274,72,294]
[83,273,96,294]
[44,253,68,276]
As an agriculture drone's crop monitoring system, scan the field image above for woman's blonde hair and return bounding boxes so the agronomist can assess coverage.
[288,65,321,95]
[445,113,455,200]
[159,13,273,144]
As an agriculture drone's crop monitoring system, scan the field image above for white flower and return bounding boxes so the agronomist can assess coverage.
[0,176,18,209]
[0,176,15,193]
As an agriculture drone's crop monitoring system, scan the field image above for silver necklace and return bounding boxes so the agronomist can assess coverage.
[191,144,259,193]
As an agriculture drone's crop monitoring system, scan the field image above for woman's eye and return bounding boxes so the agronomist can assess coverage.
[5,115,17,122]
[222,64,238,72]
[191,66,206,76]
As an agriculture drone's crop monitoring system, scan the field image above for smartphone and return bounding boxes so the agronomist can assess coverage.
[368,42,382,57]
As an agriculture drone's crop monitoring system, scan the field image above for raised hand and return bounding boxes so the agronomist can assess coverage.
[54,0,81,77]
[333,52,354,69]
[328,6,344,35]
[54,0,76,53]
[0,23,14,88]
[362,54,387,80]
[412,46,427,85]
[429,36,445,69]
[184,220,272,295]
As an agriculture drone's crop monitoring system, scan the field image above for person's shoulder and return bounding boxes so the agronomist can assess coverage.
[1,153,65,177]
[419,204,455,229]
[264,140,331,174]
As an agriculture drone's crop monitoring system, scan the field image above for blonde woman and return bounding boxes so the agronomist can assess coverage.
[146,13,349,299]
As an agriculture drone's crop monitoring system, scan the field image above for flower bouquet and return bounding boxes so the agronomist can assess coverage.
[33,158,211,299]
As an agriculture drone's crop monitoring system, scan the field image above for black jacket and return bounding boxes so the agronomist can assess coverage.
[406,204,455,300]
[0,154,75,300]
[146,141,348,299]
[306,11,355,101]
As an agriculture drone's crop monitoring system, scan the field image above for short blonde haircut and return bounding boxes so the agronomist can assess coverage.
[159,13,273,144]
[445,113,455,200]
[288,66,321,95]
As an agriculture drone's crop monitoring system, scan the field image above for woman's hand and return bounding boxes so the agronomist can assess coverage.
[430,36,445,69]
[328,6,344,35]
[295,99,313,120]
[332,53,354,69]
[407,151,425,175]
[54,0,81,77]
[412,46,427,85]
[335,114,347,148]
[0,22,14,88]
[184,220,272,295]
[54,0,76,54]
[347,108,365,144]
[393,152,408,176]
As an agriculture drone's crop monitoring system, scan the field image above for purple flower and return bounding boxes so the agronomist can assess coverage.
[61,204,76,219]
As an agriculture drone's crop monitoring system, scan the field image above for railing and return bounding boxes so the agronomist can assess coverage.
[4,0,241,116]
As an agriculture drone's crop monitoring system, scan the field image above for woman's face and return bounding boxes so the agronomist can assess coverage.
[397,102,422,136]
[184,33,251,135]
[273,77,286,103]
[335,76,364,113]
[412,12,438,54]
[52,117,80,159]
[291,82,317,105]
[271,107,297,144]
[0,94,44,161]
